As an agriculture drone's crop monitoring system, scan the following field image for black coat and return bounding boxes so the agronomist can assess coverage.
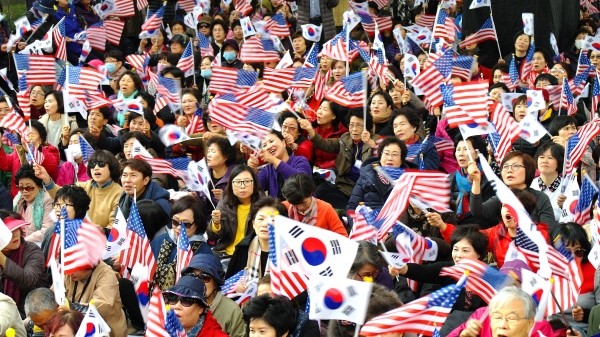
[449,169,500,229]
[0,182,11,210]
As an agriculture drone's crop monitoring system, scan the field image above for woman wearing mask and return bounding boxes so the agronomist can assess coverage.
[56,129,95,185]
[39,90,78,148]
[199,56,214,109]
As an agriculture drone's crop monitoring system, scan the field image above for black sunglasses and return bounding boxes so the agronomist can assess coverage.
[199,23,210,28]
[163,294,200,307]
[183,272,212,283]
[573,248,586,258]
[172,219,195,229]
[88,161,107,169]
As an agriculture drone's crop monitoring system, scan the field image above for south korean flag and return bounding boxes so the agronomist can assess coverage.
[308,276,373,324]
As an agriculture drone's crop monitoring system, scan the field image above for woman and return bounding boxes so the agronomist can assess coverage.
[225,197,287,279]
[0,210,48,318]
[177,88,205,135]
[387,80,425,111]
[390,108,439,170]
[138,199,170,240]
[199,56,214,109]
[549,116,595,181]
[331,60,347,83]
[87,106,117,143]
[469,151,558,229]
[550,62,573,84]
[349,241,394,289]
[28,86,46,120]
[139,28,168,55]
[43,309,84,337]
[531,143,566,222]
[151,196,212,290]
[298,109,377,209]
[13,164,54,244]
[162,276,229,337]
[291,31,311,59]
[34,150,123,229]
[211,20,229,56]
[311,99,348,169]
[530,49,550,86]
[208,166,264,257]
[203,137,237,206]
[491,63,509,84]
[39,90,78,147]
[73,0,100,26]
[248,131,312,199]
[370,91,395,136]
[56,129,95,185]
[450,135,498,228]
[279,112,313,164]
[243,294,317,337]
[109,71,144,127]
[281,174,347,236]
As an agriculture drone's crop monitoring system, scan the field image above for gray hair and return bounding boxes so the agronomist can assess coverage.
[348,241,385,277]
[24,288,57,316]
[488,286,536,320]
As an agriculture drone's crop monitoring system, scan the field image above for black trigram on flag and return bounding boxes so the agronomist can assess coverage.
[289,225,304,238]
[342,305,355,316]
[330,239,341,254]
[319,267,333,277]
[285,250,299,265]
[347,286,357,297]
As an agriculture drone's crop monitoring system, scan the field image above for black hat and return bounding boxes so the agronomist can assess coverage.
[33,0,56,15]
[222,39,239,52]
[181,254,224,286]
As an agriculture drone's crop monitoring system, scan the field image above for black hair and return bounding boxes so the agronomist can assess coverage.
[181,88,203,104]
[553,62,574,80]
[0,210,22,221]
[128,109,157,130]
[137,199,170,240]
[242,294,297,337]
[489,82,509,93]
[170,20,186,31]
[231,20,241,30]
[368,91,394,114]
[104,49,125,63]
[347,108,373,132]
[116,71,143,93]
[97,106,111,120]
[452,134,487,160]
[15,163,43,187]
[248,196,288,225]
[510,188,537,215]
[534,73,558,86]
[316,99,347,130]
[224,165,262,208]
[450,224,488,260]
[160,66,185,88]
[349,241,386,276]
[492,63,509,76]
[29,120,48,144]
[44,90,65,115]
[389,107,421,131]
[281,173,316,205]
[123,158,153,179]
[170,195,207,235]
[69,129,96,149]
[377,136,407,163]
[206,136,236,166]
[501,151,537,187]
[136,92,156,113]
[513,30,530,45]
[120,131,150,149]
[268,129,285,141]
[87,150,121,183]
[55,185,91,219]
[550,222,592,263]
[158,52,182,66]
[170,33,190,47]
[548,116,578,136]
[534,142,565,174]
[211,19,230,36]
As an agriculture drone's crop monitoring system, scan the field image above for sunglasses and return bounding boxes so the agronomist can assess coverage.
[199,24,210,28]
[573,248,586,258]
[172,218,195,229]
[163,294,200,307]
[183,272,212,283]
[17,186,36,192]
[88,161,107,169]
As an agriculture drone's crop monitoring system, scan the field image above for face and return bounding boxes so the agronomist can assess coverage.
[501,157,527,188]
[201,58,212,70]
[232,170,254,202]
[281,117,299,140]
[514,34,530,53]
[293,37,306,54]
[292,61,303,68]
[348,116,365,141]
[172,208,197,239]
[49,323,76,337]
[332,62,346,81]
[212,24,226,42]
[104,56,121,74]
[537,149,558,175]
[320,55,332,72]
[565,241,585,263]
[119,75,136,97]
[388,87,402,106]
[558,123,577,140]
[154,31,165,46]
[532,52,547,72]
[253,206,277,241]
[88,109,108,128]
[29,127,41,146]
[455,140,477,169]
[171,42,184,54]
[18,178,40,203]
[243,64,255,72]
[199,23,211,37]
[224,45,238,59]
[261,134,286,160]
[207,118,224,133]
[44,93,59,115]
[172,24,185,35]
[123,138,136,160]
[513,101,527,122]
[501,204,517,229]
[129,116,144,133]
[352,264,379,281]
[0,101,9,120]
[89,160,111,185]
[249,318,284,337]
[173,301,204,330]
[53,197,76,220]
[30,86,45,107]
[393,115,416,142]
[591,51,600,68]
[316,101,335,126]
[535,79,550,89]
[489,88,505,103]
[182,93,198,115]
[550,65,566,83]
[417,54,427,70]
[206,144,227,169]
[121,166,150,196]
[493,70,503,84]
[490,300,534,337]
[452,238,480,264]
[380,144,402,168]
[1,229,21,253]
[233,25,243,39]
[30,309,56,331]
[370,95,392,119]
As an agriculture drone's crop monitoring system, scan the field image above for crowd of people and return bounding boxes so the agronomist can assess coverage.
[0,0,599,336]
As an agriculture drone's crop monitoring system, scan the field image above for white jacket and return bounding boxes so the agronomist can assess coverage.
[0,293,26,337]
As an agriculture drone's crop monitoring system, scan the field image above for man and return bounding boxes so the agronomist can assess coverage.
[222,40,243,69]
[118,159,171,218]
[23,288,86,337]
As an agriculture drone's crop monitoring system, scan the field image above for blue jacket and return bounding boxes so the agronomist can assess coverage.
[407,137,440,171]
[0,182,11,210]
[118,180,171,219]
[56,4,83,55]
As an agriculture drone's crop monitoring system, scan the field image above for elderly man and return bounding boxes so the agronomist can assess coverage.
[23,288,86,337]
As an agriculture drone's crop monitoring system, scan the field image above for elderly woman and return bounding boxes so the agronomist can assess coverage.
[162,276,229,337]
[181,254,246,337]
[549,116,595,181]
[349,241,394,289]
[13,164,54,244]
[109,71,144,127]
[242,295,309,337]
[28,86,46,120]
[151,196,212,290]
[281,174,347,236]
[0,210,48,318]
[390,108,439,170]
[530,143,566,222]
[43,309,84,337]
[39,90,78,148]
[279,112,313,164]
[468,151,558,230]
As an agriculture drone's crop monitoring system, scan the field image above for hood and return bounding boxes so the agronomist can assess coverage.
[0,292,16,304]
[143,180,171,201]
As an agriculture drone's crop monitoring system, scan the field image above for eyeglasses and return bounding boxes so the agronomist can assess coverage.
[199,23,210,28]
[53,201,74,208]
[348,123,364,130]
[281,125,298,132]
[30,91,45,97]
[570,248,586,257]
[490,315,528,325]
[501,164,524,172]
[172,218,195,229]
[356,269,379,279]
[17,186,36,192]
[183,272,213,283]
[163,294,201,307]
[381,152,400,158]
[550,68,565,74]
[88,161,107,169]
[232,179,253,187]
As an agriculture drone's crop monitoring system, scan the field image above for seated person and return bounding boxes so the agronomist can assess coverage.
[0,290,26,336]
[43,309,84,337]
[389,108,439,170]
[242,294,319,337]
[13,164,54,244]
[118,159,171,219]
[23,288,87,336]
[349,241,394,290]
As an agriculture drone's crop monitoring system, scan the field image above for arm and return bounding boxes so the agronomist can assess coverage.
[0,146,13,173]
[408,91,425,110]
[95,131,122,155]
[533,192,558,230]
[1,243,47,291]
[323,202,347,237]
[24,196,55,243]
[422,141,440,170]
[275,157,312,181]
[294,139,313,163]
[401,262,447,284]
[469,194,501,219]
[310,133,341,154]
[0,301,18,335]
[107,192,120,228]
[90,268,121,321]
[440,223,455,244]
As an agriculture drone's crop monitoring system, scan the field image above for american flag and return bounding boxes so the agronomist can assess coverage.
[500,72,517,91]
[347,210,377,243]
[546,84,562,108]
[131,140,187,177]
[139,5,166,38]
[78,134,95,163]
[565,121,600,175]
[177,42,195,77]
[146,285,169,337]
[104,20,125,46]
[186,104,205,134]
[16,88,31,122]
[313,69,330,102]
[509,56,519,89]
[264,13,290,37]
[320,25,350,61]
[356,45,389,87]
[13,54,56,85]
[451,55,474,81]
[63,218,107,274]
[268,223,309,299]
[126,53,150,75]
[489,102,522,163]
[66,65,105,102]
[376,171,450,240]
[17,74,27,92]
[85,90,113,110]
[304,42,320,68]
[592,73,600,117]
[415,14,436,29]
[222,269,245,297]
[177,0,196,12]
[156,75,181,110]
[30,16,46,30]
[210,100,275,138]
[561,78,577,116]
[114,0,136,17]
[458,18,496,48]
[27,144,45,165]
[570,67,590,96]
[209,85,276,111]
[2,133,20,147]
[440,80,489,128]
[198,33,214,57]
[573,173,599,225]
[360,275,467,336]
[411,49,453,109]
[520,41,536,83]
[86,22,107,51]
[137,0,149,10]
[440,259,510,303]
[514,226,570,279]
[240,37,281,63]
[209,67,258,95]
[576,52,593,78]
[375,16,393,32]
[357,11,377,36]
[392,221,431,291]
[545,238,583,317]
[429,135,455,153]
[432,9,455,43]
[234,0,253,16]
[262,67,318,92]
[175,224,192,283]
[53,19,67,62]
[165,157,191,177]
[325,71,365,108]
[165,309,185,337]
[118,201,157,279]
[45,207,69,267]
[0,111,28,138]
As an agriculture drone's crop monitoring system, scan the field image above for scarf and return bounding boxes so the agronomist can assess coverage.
[292,309,310,337]
[14,190,45,230]
[287,197,318,227]
[187,312,206,337]
[151,236,204,291]
[405,135,420,145]
[538,176,561,192]
[3,237,25,307]
[116,90,139,127]
[246,236,263,283]
[455,165,479,217]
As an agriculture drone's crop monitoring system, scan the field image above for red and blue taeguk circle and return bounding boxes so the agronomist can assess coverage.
[301,237,327,266]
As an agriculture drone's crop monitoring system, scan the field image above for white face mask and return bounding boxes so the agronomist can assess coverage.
[49,210,58,223]
[574,40,584,49]
[68,143,82,160]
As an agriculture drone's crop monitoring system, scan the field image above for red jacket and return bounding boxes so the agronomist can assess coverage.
[193,311,230,337]
[0,144,59,198]
[313,124,348,169]
[440,222,550,267]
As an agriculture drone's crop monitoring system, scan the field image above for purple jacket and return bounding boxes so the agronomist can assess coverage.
[258,156,312,198]
[73,0,100,26]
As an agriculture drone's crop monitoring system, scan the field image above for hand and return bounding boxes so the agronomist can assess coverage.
[0,44,6,52]
[459,319,483,337]
[139,38,148,50]
[61,125,70,143]
[88,124,101,138]
[388,266,403,277]
[236,282,248,293]
[557,195,567,209]
[17,42,26,50]
[176,115,188,128]
[298,119,314,136]
[467,161,481,182]
[240,143,252,155]
[259,147,278,165]
[211,210,221,224]
[551,136,567,147]
[294,52,302,59]
[247,155,259,171]
[567,329,583,337]
[361,130,375,147]
[393,79,405,92]
[33,163,51,185]
[282,132,295,146]
[212,189,223,201]
[401,90,411,106]
[497,58,506,64]
[142,120,151,138]
[203,131,216,140]
[426,212,446,231]
[395,53,402,61]
[572,306,584,322]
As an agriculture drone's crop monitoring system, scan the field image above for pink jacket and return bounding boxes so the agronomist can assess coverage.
[57,161,90,186]
[434,118,458,174]
[446,307,553,337]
